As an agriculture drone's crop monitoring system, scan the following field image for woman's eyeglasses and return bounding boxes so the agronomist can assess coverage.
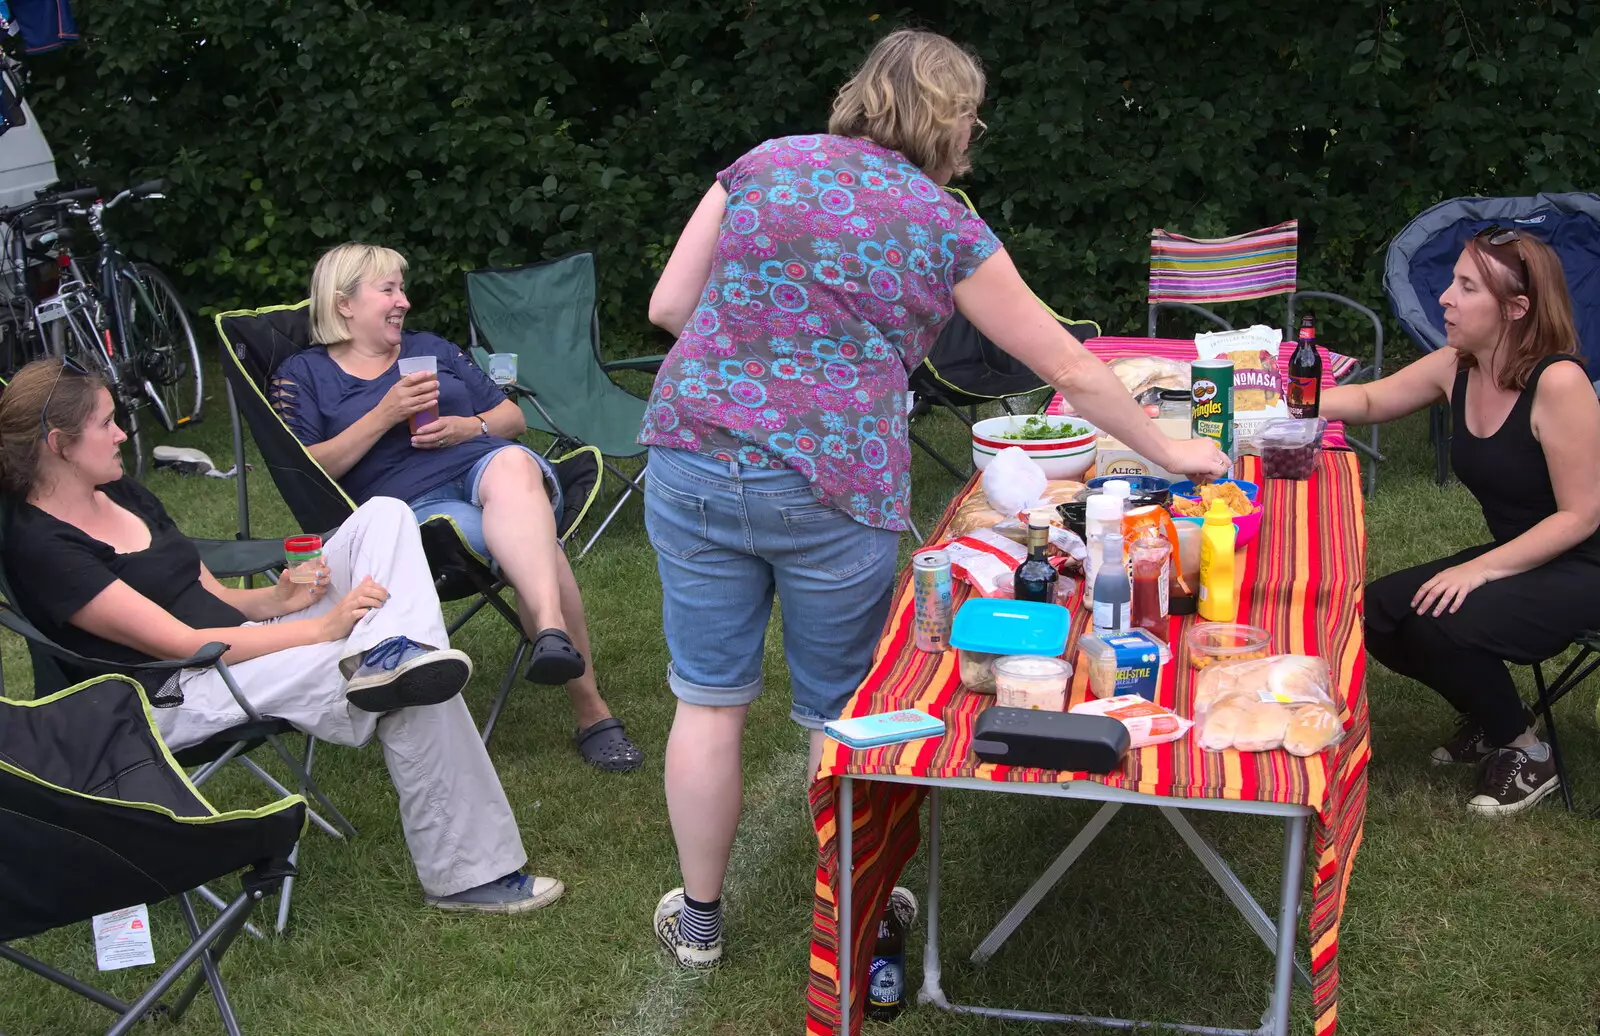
[965,112,987,144]
[40,356,90,436]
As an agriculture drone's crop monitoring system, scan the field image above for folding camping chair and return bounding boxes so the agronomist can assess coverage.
[907,187,1102,481]
[1383,192,1600,485]
[0,675,305,1036]
[464,253,648,558]
[214,302,604,747]
[0,494,352,938]
[1147,220,1386,494]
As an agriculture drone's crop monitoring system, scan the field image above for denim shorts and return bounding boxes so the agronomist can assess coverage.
[643,445,901,728]
[407,445,561,559]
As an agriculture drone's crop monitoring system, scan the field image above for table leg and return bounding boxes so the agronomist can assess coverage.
[971,801,1123,964]
[838,777,853,1036]
[1267,814,1309,1036]
[919,788,949,1008]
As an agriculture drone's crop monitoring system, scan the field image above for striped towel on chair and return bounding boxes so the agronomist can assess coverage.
[1149,220,1298,305]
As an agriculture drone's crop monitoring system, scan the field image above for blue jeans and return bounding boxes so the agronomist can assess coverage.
[407,445,561,559]
[643,445,901,728]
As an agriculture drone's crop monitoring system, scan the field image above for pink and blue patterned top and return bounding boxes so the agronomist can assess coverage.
[637,134,1001,531]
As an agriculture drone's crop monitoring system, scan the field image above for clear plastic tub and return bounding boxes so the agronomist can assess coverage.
[1185,622,1272,669]
[1077,628,1172,700]
[1260,418,1327,480]
[951,599,1072,695]
[993,655,1074,711]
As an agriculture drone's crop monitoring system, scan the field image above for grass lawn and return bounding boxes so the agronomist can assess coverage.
[2,358,1598,1036]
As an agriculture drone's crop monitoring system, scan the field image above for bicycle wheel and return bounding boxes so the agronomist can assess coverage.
[62,305,147,478]
[120,262,202,431]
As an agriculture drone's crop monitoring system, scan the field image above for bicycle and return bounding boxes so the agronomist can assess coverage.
[0,181,203,478]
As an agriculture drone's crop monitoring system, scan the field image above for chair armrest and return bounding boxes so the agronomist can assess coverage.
[602,354,666,375]
[0,605,228,673]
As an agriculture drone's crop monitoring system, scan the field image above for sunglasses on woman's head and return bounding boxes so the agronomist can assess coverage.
[40,356,91,437]
[1478,224,1531,281]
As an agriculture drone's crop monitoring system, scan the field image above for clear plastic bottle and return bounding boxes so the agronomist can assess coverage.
[1083,494,1126,605]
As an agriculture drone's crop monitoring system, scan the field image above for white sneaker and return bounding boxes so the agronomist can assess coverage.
[654,888,723,969]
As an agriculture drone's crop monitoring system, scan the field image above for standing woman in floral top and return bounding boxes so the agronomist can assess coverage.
[642,29,1230,966]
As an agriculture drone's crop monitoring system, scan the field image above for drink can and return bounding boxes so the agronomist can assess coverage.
[912,550,953,653]
[1190,358,1235,458]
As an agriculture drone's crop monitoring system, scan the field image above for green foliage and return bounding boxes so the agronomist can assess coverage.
[19,0,1600,358]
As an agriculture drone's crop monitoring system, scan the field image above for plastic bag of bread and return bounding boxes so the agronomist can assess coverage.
[1108,355,1190,403]
[949,480,1085,537]
[1193,654,1344,756]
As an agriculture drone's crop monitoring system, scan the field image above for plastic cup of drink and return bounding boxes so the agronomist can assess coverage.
[488,353,517,386]
[284,534,323,584]
[396,355,440,432]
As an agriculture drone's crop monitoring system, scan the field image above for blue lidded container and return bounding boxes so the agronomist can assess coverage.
[949,598,1072,694]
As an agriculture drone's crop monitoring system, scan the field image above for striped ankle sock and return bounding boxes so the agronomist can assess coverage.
[678,894,723,945]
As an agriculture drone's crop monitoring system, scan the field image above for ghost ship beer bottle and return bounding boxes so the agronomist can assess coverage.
[866,899,907,1019]
[1288,316,1322,419]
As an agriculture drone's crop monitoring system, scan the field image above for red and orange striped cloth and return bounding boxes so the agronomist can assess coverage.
[1048,335,1358,449]
[807,449,1370,1036]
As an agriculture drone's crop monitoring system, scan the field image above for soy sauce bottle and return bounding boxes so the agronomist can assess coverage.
[1288,316,1322,419]
[1012,512,1058,604]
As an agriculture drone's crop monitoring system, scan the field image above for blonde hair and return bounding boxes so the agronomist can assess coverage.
[828,29,985,179]
[308,242,409,345]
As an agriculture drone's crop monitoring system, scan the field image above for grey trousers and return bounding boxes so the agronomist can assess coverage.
[156,497,528,898]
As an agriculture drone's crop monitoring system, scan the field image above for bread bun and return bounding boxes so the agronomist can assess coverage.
[1266,656,1327,703]
[1283,704,1342,757]
[1198,703,1247,751]
[1232,700,1291,752]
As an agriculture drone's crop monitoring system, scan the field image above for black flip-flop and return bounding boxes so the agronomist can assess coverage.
[524,628,587,685]
[573,717,643,773]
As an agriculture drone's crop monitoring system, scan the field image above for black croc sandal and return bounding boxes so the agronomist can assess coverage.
[524,628,587,685]
[573,718,644,773]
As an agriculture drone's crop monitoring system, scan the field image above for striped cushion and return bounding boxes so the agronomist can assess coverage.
[1149,220,1298,305]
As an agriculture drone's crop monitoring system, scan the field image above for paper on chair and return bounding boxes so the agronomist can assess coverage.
[92,905,155,971]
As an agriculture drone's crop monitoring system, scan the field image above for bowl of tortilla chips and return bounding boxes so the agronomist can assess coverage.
[1169,479,1262,548]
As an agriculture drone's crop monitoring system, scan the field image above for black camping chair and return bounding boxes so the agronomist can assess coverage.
[0,675,305,1036]
[1384,192,1600,485]
[214,301,604,747]
[464,252,649,558]
[906,187,1103,484]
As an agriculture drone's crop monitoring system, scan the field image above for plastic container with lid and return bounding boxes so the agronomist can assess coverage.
[1185,621,1271,669]
[1157,388,1193,421]
[950,598,1072,694]
[993,655,1074,711]
[283,534,324,585]
[1078,627,1173,700]
[1260,417,1328,480]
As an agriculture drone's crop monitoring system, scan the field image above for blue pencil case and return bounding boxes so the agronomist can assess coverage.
[824,709,946,750]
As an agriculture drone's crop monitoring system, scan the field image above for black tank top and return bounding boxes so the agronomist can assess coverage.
[1451,353,1600,558]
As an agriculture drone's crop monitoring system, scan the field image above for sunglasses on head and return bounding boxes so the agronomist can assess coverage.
[40,355,91,437]
[1478,224,1532,280]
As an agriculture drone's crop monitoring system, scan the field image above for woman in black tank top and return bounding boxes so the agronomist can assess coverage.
[1323,228,1600,817]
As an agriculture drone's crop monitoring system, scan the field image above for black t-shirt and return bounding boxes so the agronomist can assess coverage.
[4,478,247,690]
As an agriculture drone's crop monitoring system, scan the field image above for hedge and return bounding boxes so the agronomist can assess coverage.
[20,0,1600,360]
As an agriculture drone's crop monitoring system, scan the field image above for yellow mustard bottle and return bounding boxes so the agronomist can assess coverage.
[1197,499,1237,622]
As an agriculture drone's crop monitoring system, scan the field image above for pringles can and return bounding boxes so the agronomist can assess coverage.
[911,550,953,653]
[1190,358,1235,458]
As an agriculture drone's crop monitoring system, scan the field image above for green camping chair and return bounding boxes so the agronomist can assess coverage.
[465,253,650,557]
[0,675,305,1036]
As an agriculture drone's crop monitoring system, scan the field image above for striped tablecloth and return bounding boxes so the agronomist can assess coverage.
[1046,335,1360,449]
[806,449,1371,1036]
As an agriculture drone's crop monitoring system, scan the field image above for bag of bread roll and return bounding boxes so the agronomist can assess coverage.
[1193,654,1343,755]
[948,480,1085,538]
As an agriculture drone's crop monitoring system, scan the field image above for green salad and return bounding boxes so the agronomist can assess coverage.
[997,415,1090,441]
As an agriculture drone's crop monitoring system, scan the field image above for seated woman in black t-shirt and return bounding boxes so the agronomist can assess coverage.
[0,358,563,914]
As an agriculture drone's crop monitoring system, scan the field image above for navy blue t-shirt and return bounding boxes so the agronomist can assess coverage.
[272,331,514,504]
